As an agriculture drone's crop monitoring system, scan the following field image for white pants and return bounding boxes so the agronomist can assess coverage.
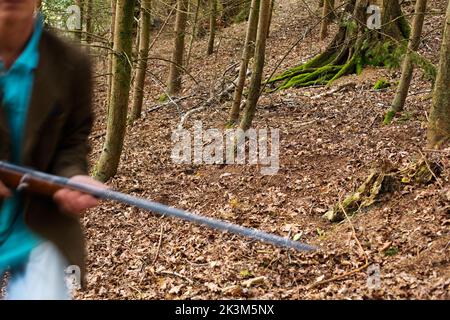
[6,241,71,300]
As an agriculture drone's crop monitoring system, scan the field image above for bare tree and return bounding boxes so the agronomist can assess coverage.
[239,0,271,131]
[167,0,188,96]
[207,0,217,55]
[385,0,427,124]
[428,0,450,148]
[229,0,260,124]
[95,0,137,181]
[130,0,152,122]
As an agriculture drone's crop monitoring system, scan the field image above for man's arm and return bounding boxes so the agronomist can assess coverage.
[50,53,105,215]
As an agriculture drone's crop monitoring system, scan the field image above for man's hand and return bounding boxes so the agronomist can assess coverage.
[0,180,12,199]
[53,175,106,216]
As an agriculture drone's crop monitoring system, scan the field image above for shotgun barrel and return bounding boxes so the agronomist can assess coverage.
[0,161,318,252]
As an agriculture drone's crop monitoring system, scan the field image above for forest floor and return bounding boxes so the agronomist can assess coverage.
[78,0,449,299]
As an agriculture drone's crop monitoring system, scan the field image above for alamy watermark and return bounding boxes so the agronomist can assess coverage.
[65,265,81,290]
[367,5,382,30]
[367,264,381,290]
[65,5,81,31]
[171,121,280,175]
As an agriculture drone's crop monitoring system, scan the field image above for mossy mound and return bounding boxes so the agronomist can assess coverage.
[323,158,442,222]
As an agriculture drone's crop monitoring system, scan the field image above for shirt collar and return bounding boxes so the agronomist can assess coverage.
[6,14,44,72]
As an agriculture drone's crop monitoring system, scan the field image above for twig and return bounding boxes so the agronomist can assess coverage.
[151,224,164,266]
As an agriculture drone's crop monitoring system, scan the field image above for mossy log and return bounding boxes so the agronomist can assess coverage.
[268,0,410,90]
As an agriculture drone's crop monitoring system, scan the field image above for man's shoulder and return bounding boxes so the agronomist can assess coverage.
[40,29,91,70]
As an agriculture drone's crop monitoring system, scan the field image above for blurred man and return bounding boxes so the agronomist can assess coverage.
[0,0,103,299]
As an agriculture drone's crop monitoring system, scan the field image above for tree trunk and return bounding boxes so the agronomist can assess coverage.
[239,0,271,131]
[320,0,332,40]
[269,0,410,90]
[186,0,201,68]
[167,0,188,96]
[427,0,450,148]
[228,0,260,125]
[95,0,137,182]
[266,0,274,38]
[249,0,261,58]
[85,0,93,43]
[74,0,83,42]
[108,0,117,107]
[131,0,152,122]
[207,0,217,55]
[385,0,427,124]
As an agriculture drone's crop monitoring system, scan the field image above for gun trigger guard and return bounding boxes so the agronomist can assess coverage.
[17,174,31,192]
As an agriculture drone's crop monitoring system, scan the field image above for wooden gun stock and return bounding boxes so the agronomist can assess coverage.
[0,164,66,197]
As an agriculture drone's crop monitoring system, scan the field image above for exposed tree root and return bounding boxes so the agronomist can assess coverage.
[268,0,412,91]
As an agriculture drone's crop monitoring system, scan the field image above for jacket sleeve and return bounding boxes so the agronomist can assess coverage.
[50,54,94,178]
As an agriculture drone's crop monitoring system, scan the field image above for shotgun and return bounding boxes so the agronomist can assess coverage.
[0,161,317,252]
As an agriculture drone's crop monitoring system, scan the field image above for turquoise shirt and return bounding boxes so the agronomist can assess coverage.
[0,15,44,273]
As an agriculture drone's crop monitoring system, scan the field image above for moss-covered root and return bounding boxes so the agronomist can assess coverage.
[383,109,397,124]
[268,51,336,84]
[278,65,342,89]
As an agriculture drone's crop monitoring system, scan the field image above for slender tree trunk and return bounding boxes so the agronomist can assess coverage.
[73,0,84,43]
[266,0,275,38]
[239,0,271,131]
[167,0,188,96]
[85,0,93,43]
[95,0,137,182]
[131,0,152,122]
[229,0,260,124]
[385,0,427,124]
[186,0,201,68]
[427,0,450,148]
[108,0,117,107]
[249,0,260,58]
[207,0,218,55]
[320,0,334,40]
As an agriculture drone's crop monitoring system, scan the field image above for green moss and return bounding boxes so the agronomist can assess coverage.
[269,52,336,84]
[383,109,396,125]
[398,14,411,39]
[158,93,168,102]
[365,41,406,69]
[279,64,341,89]
[374,79,390,90]
[384,247,399,256]
[328,57,356,85]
